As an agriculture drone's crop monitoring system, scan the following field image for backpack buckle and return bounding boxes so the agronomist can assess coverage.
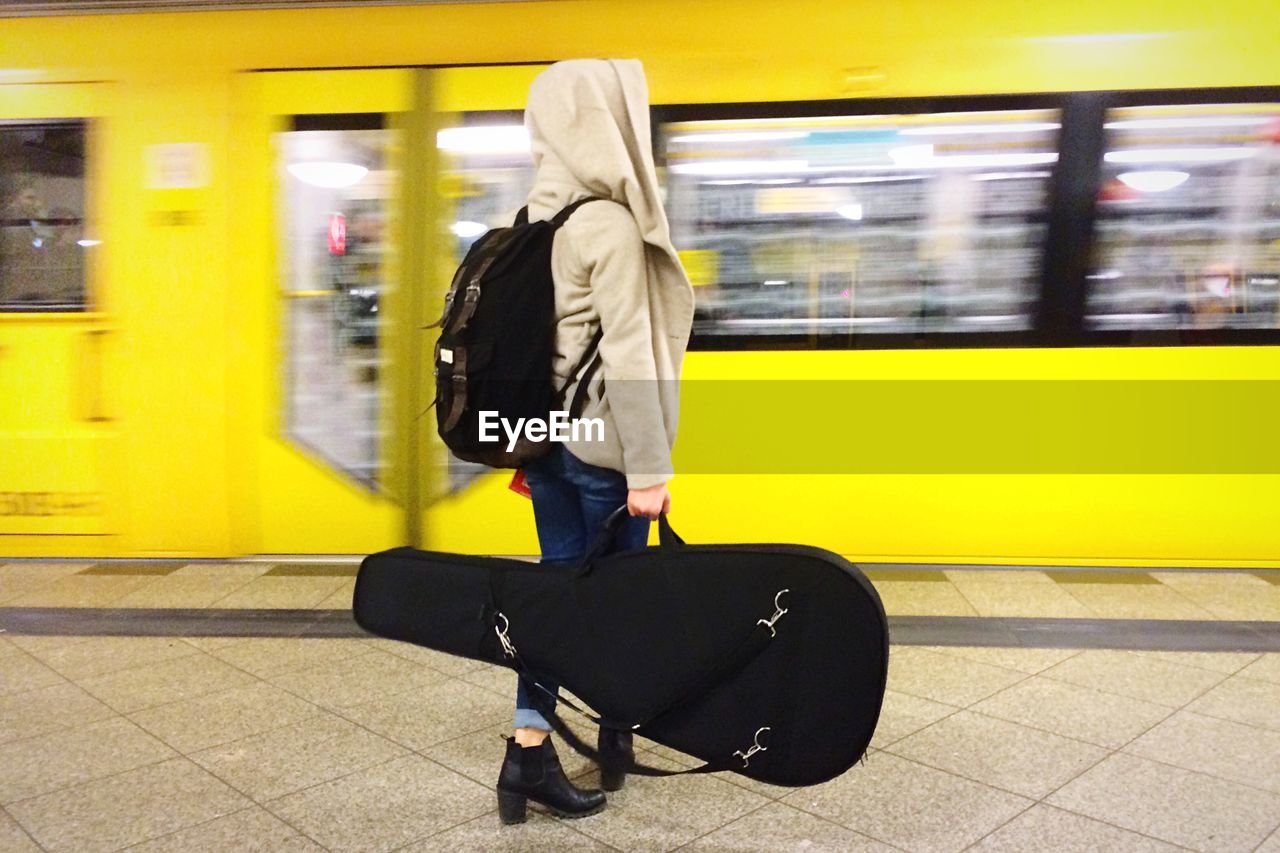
[757,589,790,638]
[734,727,771,767]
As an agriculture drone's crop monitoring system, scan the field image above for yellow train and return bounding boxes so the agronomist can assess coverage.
[2,0,1279,567]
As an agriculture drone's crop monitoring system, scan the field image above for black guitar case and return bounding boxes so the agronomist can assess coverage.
[352,512,888,787]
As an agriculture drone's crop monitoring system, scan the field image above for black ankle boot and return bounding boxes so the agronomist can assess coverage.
[497,736,606,824]
[597,727,634,792]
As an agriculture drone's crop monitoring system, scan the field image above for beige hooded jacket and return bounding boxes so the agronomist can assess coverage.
[524,59,695,489]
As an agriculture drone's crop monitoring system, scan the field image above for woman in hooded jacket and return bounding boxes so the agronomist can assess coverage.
[495,59,695,824]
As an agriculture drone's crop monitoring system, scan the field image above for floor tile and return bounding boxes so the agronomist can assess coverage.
[128,682,320,754]
[334,678,511,751]
[6,757,249,853]
[0,574,64,604]
[1238,653,1280,685]
[952,582,1094,618]
[314,579,356,610]
[265,755,491,853]
[5,575,159,608]
[1125,710,1280,794]
[421,723,595,789]
[887,710,1107,798]
[1060,584,1215,620]
[1047,752,1280,852]
[76,651,257,714]
[886,647,1027,707]
[864,569,950,583]
[362,638,491,676]
[783,751,1030,853]
[0,808,41,852]
[685,801,895,852]
[868,689,959,748]
[170,562,273,578]
[1045,570,1160,585]
[971,675,1173,749]
[206,637,373,677]
[0,650,64,697]
[1186,675,1280,732]
[266,648,448,710]
[0,716,175,804]
[459,663,519,696]
[1260,827,1280,853]
[24,636,199,681]
[1153,571,1271,592]
[78,563,178,576]
[190,712,407,802]
[2,634,96,655]
[264,563,359,578]
[923,645,1080,675]
[210,577,349,609]
[1132,650,1262,675]
[944,569,1055,585]
[1166,586,1280,621]
[400,810,611,852]
[567,753,770,852]
[0,562,91,577]
[871,581,978,616]
[967,803,1183,852]
[111,576,257,609]
[1041,650,1226,708]
[124,806,326,853]
[0,682,115,744]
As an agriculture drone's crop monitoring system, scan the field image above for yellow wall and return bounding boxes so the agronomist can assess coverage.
[1,0,1279,561]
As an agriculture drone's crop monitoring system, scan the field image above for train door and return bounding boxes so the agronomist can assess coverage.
[234,70,415,555]
[0,83,121,556]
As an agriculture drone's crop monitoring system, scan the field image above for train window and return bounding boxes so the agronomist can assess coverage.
[276,120,394,488]
[1087,103,1280,331]
[659,109,1059,341]
[0,122,90,312]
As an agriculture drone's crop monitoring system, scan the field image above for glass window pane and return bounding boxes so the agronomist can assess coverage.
[1088,103,1280,331]
[660,109,1059,339]
[277,126,395,488]
[1,122,90,311]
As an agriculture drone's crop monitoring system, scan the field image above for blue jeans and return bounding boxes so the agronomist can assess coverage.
[513,445,650,730]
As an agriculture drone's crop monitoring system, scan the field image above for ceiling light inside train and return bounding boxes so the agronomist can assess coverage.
[286,161,368,188]
[898,122,1060,135]
[450,220,488,238]
[1105,116,1271,130]
[1117,170,1190,192]
[1105,147,1255,164]
[836,203,864,220]
[437,125,530,154]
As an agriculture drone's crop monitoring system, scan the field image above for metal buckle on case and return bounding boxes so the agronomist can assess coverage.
[734,727,771,767]
[757,589,790,638]
[494,612,518,658]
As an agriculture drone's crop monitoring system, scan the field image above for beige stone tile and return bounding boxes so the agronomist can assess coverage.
[1186,675,1280,732]
[967,803,1184,852]
[567,752,769,852]
[869,689,959,748]
[460,662,520,696]
[0,717,175,804]
[7,757,250,853]
[1125,710,1280,793]
[128,683,320,754]
[190,713,408,802]
[124,806,326,853]
[1041,650,1226,708]
[1047,752,1280,852]
[265,755,491,853]
[1132,650,1262,674]
[924,645,1081,675]
[1259,825,1280,853]
[944,569,1055,585]
[972,676,1173,749]
[0,573,64,604]
[0,650,64,697]
[871,581,977,616]
[1239,653,1280,685]
[886,648,1027,707]
[171,562,273,578]
[266,648,449,710]
[1153,571,1270,592]
[0,808,40,852]
[314,579,355,609]
[887,710,1107,799]
[0,682,115,744]
[3,634,95,655]
[421,722,596,790]
[0,562,90,577]
[25,636,199,681]
[111,576,257,608]
[1061,584,1216,620]
[953,582,1093,618]
[686,801,895,852]
[783,751,1030,853]
[1166,586,1280,621]
[636,737,794,800]
[76,651,256,714]
[5,575,159,608]
[334,678,511,751]
[210,577,349,609]
[400,809,611,852]
[362,638,492,676]
[207,637,373,677]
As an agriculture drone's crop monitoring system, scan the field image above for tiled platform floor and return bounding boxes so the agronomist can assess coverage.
[2,562,1280,852]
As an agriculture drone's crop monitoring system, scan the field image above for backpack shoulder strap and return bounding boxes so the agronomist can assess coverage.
[513,206,529,226]
[550,196,607,228]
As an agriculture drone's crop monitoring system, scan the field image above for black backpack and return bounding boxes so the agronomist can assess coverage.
[433,197,604,467]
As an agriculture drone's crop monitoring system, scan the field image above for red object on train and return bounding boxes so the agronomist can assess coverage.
[328,212,346,255]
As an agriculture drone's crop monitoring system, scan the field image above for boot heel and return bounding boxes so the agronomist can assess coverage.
[497,789,528,825]
[600,765,625,792]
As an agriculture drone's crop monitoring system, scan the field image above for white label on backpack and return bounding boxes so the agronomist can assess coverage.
[440,348,454,364]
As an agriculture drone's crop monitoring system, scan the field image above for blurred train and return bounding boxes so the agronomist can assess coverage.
[1,0,1279,566]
